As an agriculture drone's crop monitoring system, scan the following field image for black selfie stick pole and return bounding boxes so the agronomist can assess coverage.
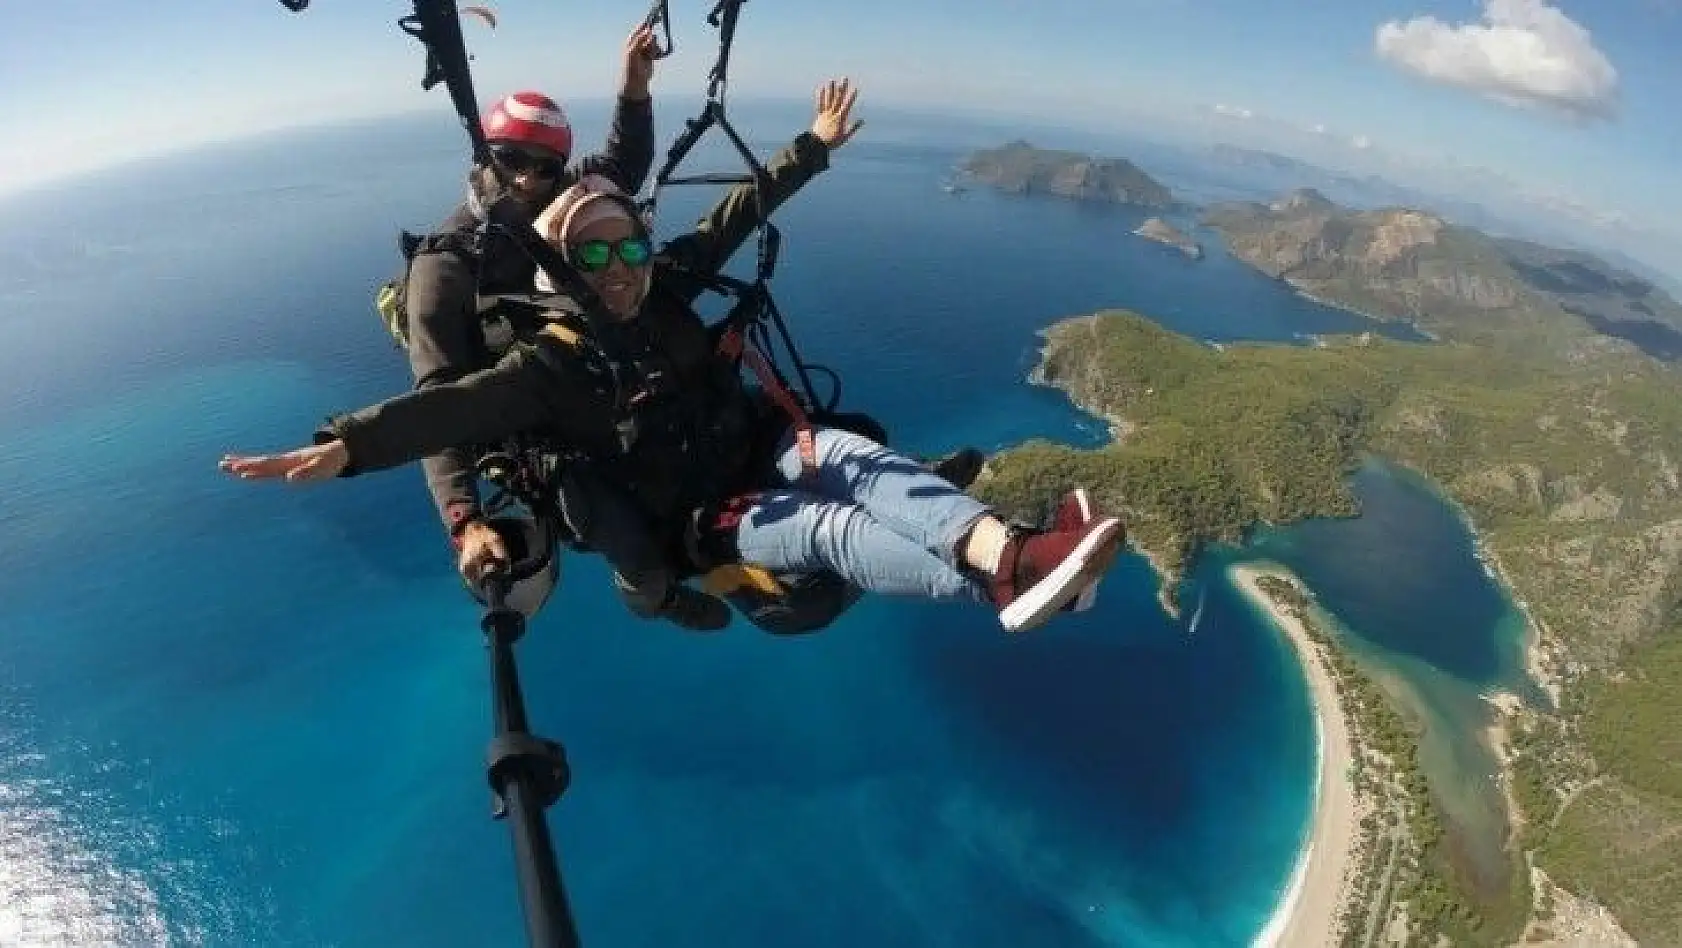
[479,565,580,948]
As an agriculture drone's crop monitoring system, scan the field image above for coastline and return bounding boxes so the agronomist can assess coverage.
[1026,323,1138,446]
[1132,219,1203,259]
[1026,321,1184,615]
[1231,563,1365,948]
[1282,279,1440,342]
[1395,458,1561,708]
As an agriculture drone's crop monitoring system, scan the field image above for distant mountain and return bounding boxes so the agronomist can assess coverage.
[1207,145,1419,205]
[1268,187,1337,214]
[959,140,1173,208]
[1208,144,1324,175]
[1202,191,1682,360]
[1497,238,1682,356]
[1205,145,1682,292]
[1592,246,1682,301]
[1203,144,1512,233]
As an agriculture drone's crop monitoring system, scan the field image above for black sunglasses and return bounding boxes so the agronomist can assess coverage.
[490,145,565,179]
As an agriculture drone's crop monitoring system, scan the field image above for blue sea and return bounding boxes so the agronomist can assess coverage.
[0,99,1526,946]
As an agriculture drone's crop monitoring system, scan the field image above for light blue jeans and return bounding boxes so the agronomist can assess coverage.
[732,425,994,602]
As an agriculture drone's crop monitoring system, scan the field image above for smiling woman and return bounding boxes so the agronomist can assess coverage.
[531,174,654,316]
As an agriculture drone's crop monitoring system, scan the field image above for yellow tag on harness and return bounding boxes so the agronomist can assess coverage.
[700,564,786,597]
[539,322,584,349]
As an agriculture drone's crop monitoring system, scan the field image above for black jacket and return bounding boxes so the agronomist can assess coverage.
[403,94,656,536]
[324,131,832,525]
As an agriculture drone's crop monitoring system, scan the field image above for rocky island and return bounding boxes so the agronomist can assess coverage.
[959,140,1173,208]
[975,188,1682,946]
[1201,188,1682,361]
[1133,217,1202,258]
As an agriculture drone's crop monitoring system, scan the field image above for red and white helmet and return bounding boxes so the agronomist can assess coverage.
[482,91,573,159]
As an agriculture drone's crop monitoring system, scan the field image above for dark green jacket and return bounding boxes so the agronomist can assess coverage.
[322,131,833,522]
[407,94,656,536]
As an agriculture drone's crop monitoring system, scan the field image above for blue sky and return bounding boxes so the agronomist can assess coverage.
[3,0,1679,270]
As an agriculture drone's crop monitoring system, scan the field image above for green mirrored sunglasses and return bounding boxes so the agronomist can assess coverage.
[570,237,652,272]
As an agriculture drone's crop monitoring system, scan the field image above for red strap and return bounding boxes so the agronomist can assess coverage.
[446,503,482,549]
[718,327,817,481]
[709,491,761,533]
[717,327,744,360]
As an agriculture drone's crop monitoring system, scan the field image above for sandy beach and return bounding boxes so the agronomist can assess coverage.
[1231,564,1362,948]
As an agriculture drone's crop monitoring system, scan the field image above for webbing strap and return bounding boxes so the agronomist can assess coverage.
[637,0,675,59]
[717,327,817,480]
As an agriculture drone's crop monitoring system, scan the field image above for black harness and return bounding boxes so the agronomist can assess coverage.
[400,0,852,554]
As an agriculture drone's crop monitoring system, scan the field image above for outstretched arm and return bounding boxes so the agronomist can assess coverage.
[575,26,659,194]
[659,78,864,294]
[220,344,576,484]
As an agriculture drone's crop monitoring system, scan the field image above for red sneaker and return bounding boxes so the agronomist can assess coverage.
[1048,488,1101,613]
[989,515,1126,632]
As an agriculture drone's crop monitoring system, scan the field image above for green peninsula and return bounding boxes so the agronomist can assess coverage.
[959,140,1173,208]
[976,189,1682,946]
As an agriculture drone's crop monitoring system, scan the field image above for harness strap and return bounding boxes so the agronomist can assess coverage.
[716,326,816,481]
[638,0,675,59]
[405,229,480,261]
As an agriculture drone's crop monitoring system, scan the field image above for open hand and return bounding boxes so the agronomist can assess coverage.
[620,25,659,100]
[810,78,863,151]
[219,440,349,483]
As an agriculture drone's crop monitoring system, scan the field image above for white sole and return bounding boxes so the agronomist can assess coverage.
[999,517,1124,632]
[1068,489,1100,613]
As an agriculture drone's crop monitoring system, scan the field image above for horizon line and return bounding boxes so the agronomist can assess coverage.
[4,99,1679,289]
[0,93,1145,205]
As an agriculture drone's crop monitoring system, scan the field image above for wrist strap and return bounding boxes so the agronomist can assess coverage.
[447,505,484,547]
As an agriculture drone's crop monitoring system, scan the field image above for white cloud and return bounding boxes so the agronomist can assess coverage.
[1375,0,1618,122]
[1352,135,1373,149]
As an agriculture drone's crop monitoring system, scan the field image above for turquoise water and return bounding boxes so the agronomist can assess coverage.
[1247,457,1530,691]
[1245,456,1533,895]
[0,102,1504,945]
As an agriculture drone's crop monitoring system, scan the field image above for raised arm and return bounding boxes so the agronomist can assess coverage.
[574,27,659,194]
[658,78,864,294]
[658,133,829,287]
